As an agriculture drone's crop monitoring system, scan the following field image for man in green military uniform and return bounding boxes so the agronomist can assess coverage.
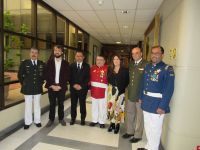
[18,47,45,129]
[122,47,148,143]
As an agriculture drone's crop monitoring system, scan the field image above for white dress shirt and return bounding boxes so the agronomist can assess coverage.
[55,58,61,84]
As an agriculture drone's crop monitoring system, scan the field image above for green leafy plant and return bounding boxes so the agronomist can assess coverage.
[3,11,28,71]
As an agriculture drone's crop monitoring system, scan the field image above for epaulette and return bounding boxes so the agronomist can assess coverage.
[165,65,169,70]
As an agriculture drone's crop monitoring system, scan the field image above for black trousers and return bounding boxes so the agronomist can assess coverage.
[48,89,65,121]
[70,89,88,121]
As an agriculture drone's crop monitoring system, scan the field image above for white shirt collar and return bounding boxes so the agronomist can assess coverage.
[77,62,83,67]
[31,59,37,65]
[135,58,142,64]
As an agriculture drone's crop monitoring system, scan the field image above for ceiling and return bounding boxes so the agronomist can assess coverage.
[42,0,163,45]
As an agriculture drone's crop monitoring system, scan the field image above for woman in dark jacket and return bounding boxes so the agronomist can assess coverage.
[107,54,129,134]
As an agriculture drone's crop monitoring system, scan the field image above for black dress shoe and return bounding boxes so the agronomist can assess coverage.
[59,120,66,126]
[70,120,75,125]
[137,148,147,150]
[130,137,142,143]
[35,123,42,128]
[99,124,105,128]
[107,123,115,132]
[89,122,98,126]
[24,125,29,130]
[114,123,120,134]
[46,120,54,127]
[122,133,134,139]
[81,120,85,126]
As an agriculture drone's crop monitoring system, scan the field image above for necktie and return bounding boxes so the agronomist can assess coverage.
[33,60,36,66]
[78,63,81,70]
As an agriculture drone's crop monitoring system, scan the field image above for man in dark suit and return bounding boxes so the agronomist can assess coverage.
[45,45,70,127]
[18,47,45,129]
[69,51,90,126]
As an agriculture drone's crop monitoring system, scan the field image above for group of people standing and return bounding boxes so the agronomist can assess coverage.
[18,44,175,150]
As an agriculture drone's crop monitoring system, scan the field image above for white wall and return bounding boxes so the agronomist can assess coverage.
[157,0,200,149]
[87,36,102,65]
[0,94,49,132]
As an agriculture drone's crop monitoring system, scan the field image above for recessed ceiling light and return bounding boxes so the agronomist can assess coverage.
[121,10,128,14]
[97,0,104,6]
[123,25,128,29]
[116,41,121,44]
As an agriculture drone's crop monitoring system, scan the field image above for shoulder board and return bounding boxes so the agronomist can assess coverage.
[165,65,169,70]
[165,65,174,72]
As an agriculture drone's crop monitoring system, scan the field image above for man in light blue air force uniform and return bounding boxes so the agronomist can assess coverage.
[137,46,175,150]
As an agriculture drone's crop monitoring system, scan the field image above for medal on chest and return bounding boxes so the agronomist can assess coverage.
[100,70,105,82]
[150,69,161,82]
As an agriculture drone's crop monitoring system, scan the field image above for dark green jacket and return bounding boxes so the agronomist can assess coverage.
[128,59,148,102]
[18,59,45,95]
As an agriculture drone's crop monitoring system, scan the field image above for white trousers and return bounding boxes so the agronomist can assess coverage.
[24,94,41,125]
[143,111,165,150]
[91,97,107,124]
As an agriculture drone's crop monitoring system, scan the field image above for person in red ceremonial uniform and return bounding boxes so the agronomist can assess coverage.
[89,55,108,128]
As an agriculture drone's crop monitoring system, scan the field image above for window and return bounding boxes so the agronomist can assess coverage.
[69,24,77,47]
[4,83,23,106]
[37,40,52,62]
[84,33,89,51]
[78,30,83,50]
[57,16,66,45]
[3,33,32,105]
[4,34,32,83]
[68,49,75,64]
[3,0,32,35]
[37,4,54,42]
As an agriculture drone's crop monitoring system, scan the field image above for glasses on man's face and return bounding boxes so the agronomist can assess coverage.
[151,52,162,56]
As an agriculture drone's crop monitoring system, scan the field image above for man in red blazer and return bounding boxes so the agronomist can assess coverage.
[45,45,70,127]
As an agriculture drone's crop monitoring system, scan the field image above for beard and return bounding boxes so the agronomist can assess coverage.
[54,54,62,58]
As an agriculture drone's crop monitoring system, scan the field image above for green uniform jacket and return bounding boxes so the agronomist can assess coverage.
[128,59,148,102]
[18,59,45,95]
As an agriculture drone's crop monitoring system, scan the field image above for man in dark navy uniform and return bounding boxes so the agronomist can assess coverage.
[18,47,45,129]
[137,46,175,150]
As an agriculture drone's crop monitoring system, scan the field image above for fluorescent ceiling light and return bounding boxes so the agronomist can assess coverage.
[116,41,121,44]
[121,10,128,14]
[123,25,128,29]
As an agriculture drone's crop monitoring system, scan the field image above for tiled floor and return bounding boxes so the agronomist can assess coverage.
[0,97,147,150]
